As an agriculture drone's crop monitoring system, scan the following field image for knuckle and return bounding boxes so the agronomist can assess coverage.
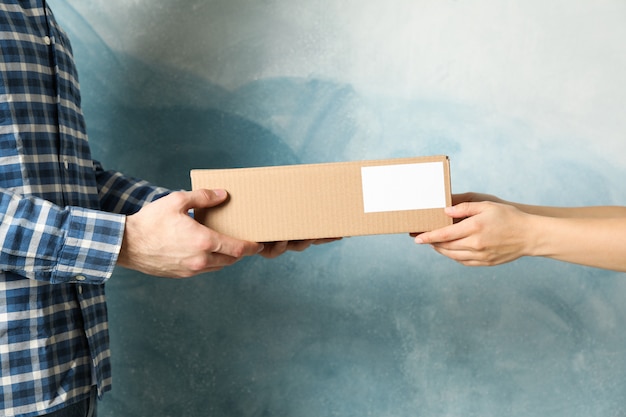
[166,190,187,206]
[231,248,245,259]
[229,244,246,258]
[196,234,219,253]
[185,257,208,275]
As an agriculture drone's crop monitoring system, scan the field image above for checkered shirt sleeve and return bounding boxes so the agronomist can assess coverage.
[1,2,168,415]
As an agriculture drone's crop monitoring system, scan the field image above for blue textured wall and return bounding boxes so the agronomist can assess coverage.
[50,1,626,415]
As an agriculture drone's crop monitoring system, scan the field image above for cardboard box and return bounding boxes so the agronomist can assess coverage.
[190,155,452,242]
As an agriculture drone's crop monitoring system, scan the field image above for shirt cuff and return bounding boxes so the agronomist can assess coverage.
[52,207,125,284]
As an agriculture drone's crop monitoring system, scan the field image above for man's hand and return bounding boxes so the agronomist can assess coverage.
[259,238,342,259]
[117,189,264,278]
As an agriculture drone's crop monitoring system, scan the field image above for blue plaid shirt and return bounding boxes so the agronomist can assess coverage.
[1,1,168,415]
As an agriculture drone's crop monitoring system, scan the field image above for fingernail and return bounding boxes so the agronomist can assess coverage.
[414,237,424,244]
[212,189,227,199]
[257,244,265,253]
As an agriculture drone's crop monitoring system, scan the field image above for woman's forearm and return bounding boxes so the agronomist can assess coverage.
[512,203,626,219]
[529,215,626,271]
[455,192,626,219]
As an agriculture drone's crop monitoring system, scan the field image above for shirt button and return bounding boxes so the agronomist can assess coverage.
[76,275,86,282]
[44,36,51,46]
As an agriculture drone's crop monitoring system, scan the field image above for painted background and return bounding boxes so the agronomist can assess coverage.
[50,1,626,416]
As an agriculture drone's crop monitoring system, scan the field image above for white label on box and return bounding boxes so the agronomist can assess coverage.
[361,162,446,213]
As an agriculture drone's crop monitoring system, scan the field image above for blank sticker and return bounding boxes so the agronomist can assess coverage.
[361,162,446,213]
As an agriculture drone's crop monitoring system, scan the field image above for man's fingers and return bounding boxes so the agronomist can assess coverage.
[209,232,264,258]
[258,241,289,259]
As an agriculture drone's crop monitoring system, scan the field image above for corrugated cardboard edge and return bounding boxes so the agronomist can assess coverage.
[191,156,452,242]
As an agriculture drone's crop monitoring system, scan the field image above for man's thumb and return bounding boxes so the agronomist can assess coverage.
[186,189,228,210]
